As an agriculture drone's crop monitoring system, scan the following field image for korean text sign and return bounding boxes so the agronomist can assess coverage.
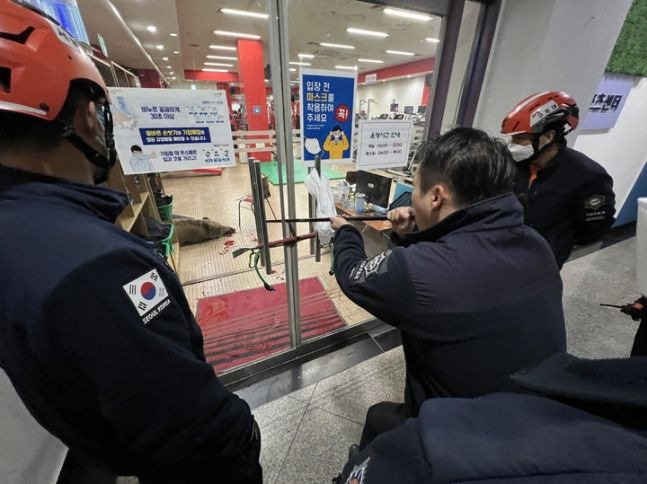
[300,68,357,165]
[109,87,235,175]
[356,120,413,170]
[581,74,633,131]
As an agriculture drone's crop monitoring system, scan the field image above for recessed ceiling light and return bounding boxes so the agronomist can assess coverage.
[173,51,180,54]
[162,56,169,61]
[220,8,268,19]
[155,44,164,50]
[214,30,261,40]
[320,42,355,50]
[386,49,415,56]
[289,61,311,66]
[169,71,174,75]
[335,65,358,71]
[166,65,172,68]
[358,58,384,64]
[146,25,157,33]
[289,68,297,72]
[425,37,440,43]
[298,53,315,59]
[384,7,432,21]
[209,44,237,51]
[169,33,178,37]
[204,62,234,67]
[202,68,229,72]
[347,27,389,38]
[170,76,177,80]
[206,54,237,60]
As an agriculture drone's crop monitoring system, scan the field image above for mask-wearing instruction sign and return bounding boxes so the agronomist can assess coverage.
[356,120,413,170]
[109,87,235,174]
[300,68,357,165]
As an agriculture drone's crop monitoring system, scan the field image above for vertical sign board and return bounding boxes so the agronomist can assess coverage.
[109,87,235,175]
[356,120,414,170]
[581,74,633,130]
[300,68,357,166]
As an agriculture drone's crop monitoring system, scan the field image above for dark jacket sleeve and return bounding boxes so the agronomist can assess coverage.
[39,250,254,465]
[573,172,615,245]
[333,225,417,328]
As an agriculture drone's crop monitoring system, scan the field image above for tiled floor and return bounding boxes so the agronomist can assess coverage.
[243,236,641,483]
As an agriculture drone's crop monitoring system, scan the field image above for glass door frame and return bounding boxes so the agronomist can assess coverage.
[260,0,499,360]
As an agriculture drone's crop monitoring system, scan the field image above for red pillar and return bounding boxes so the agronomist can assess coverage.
[237,39,270,161]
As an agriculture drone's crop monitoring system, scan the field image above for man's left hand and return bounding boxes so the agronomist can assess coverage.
[330,216,350,230]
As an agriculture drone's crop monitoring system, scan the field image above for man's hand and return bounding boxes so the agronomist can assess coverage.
[388,207,415,236]
[330,216,351,230]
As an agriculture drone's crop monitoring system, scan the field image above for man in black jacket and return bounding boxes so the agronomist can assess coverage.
[337,354,647,483]
[502,91,616,268]
[0,2,260,482]
[331,128,566,448]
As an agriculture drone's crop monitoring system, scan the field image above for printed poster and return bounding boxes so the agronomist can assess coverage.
[109,87,235,174]
[581,74,633,131]
[300,68,357,165]
[357,120,413,170]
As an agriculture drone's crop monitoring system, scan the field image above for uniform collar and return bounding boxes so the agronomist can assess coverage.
[0,164,128,223]
[407,192,524,243]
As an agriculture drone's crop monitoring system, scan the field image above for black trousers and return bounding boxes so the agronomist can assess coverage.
[359,401,411,449]
[631,318,647,357]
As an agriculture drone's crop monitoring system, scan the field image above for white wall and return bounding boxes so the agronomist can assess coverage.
[0,370,67,483]
[357,76,425,117]
[575,77,647,210]
[474,0,632,142]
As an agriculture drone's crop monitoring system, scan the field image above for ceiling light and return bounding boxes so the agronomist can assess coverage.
[289,68,297,72]
[169,33,178,37]
[206,54,237,60]
[320,42,355,50]
[335,65,358,71]
[298,53,315,59]
[425,37,440,43]
[173,51,180,54]
[209,44,237,51]
[170,76,177,80]
[169,71,174,75]
[191,84,197,90]
[204,62,234,67]
[202,68,229,72]
[347,27,389,38]
[220,8,268,19]
[214,30,261,40]
[265,79,269,82]
[386,49,415,56]
[146,25,157,33]
[155,44,164,50]
[289,61,311,66]
[166,65,172,68]
[358,58,384,64]
[384,7,432,21]
[162,56,169,61]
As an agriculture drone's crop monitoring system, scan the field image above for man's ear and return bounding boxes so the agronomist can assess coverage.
[540,129,556,145]
[430,183,448,208]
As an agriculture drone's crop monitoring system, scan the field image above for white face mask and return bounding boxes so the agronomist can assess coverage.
[507,142,535,162]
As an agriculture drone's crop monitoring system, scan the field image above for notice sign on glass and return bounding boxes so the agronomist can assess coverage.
[356,120,414,170]
[109,87,235,175]
[300,68,357,166]
[581,74,633,131]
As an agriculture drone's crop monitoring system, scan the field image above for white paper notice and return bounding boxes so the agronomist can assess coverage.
[356,120,413,170]
[109,87,235,174]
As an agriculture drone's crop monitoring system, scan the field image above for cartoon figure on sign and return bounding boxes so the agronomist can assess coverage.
[323,125,349,160]
[129,145,156,173]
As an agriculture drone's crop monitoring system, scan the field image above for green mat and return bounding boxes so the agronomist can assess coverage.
[259,159,345,185]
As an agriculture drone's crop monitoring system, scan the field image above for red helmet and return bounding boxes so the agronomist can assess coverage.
[501,91,579,136]
[0,0,109,122]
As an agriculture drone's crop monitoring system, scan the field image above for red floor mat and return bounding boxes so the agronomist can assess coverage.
[196,277,346,373]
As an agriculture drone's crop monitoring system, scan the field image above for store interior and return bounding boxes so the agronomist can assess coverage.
[26,0,484,374]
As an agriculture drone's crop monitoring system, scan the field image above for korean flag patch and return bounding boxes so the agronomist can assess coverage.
[123,269,169,317]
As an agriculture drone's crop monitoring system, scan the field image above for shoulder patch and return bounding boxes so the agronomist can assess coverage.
[345,457,370,484]
[350,250,392,284]
[123,269,170,323]
[584,195,606,210]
